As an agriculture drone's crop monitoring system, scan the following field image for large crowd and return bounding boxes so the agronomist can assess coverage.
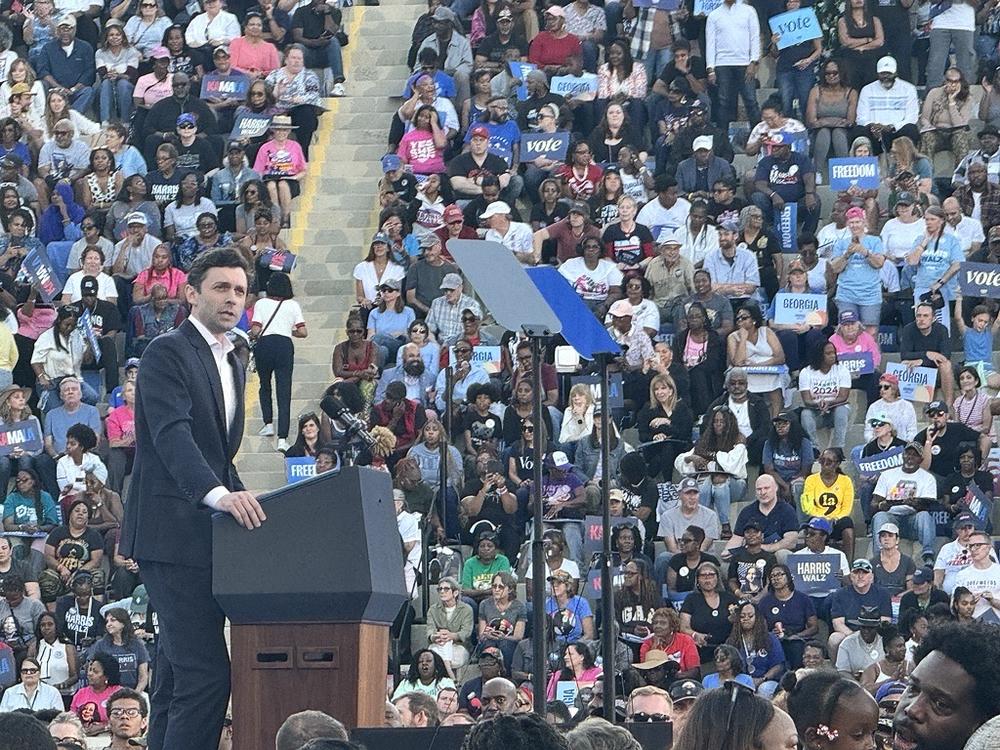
[4,0,1000,748]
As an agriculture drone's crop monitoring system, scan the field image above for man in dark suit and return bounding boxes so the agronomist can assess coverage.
[121,247,266,750]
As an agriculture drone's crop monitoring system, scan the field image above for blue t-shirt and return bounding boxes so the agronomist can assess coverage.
[403,70,457,99]
[703,672,755,690]
[911,233,963,299]
[758,590,816,635]
[740,632,786,679]
[753,151,814,202]
[964,328,993,365]
[463,119,522,167]
[734,502,800,545]
[43,404,102,453]
[831,235,886,305]
[762,436,815,482]
[828,584,893,629]
[2,490,60,527]
[545,595,593,644]
[367,306,416,337]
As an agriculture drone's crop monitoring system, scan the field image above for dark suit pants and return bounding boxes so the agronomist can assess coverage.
[140,559,230,750]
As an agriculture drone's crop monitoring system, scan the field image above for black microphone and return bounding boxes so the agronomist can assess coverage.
[320,394,379,449]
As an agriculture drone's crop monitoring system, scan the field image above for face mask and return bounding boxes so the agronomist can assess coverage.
[404,359,425,376]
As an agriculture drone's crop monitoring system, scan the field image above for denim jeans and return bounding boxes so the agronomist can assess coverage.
[303,38,344,82]
[871,510,936,559]
[750,192,821,234]
[98,77,135,123]
[776,66,815,123]
[69,85,95,115]
[699,476,747,525]
[927,28,974,88]
[642,46,673,84]
[714,65,759,130]
[799,404,850,449]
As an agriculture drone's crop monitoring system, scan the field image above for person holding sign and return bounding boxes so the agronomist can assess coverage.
[751,130,820,236]
[952,530,1000,619]
[767,0,821,122]
[871,442,938,565]
[899,302,955,405]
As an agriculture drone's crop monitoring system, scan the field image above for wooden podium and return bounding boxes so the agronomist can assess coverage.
[212,468,407,749]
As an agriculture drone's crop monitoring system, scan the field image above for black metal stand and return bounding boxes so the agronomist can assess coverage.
[596,354,616,721]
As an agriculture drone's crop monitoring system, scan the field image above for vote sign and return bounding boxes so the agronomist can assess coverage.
[768,8,822,50]
[828,157,880,190]
[788,553,841,596]
[884,362,938,402]
[957,262,1000,299]
[0,419,43,457]
[521,132,569,161]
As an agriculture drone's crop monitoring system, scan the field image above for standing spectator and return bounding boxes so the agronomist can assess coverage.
[251,272,307,452]
[836,0,885,90]
[926,0,975,88]
[705,0,761,131]
[419,6,473,104]
[805,59,857,182]
[853,56,920,154]
[769,0,821,121]
[829,206,886,335]
[37,15,95,114]
[900,303,956,404]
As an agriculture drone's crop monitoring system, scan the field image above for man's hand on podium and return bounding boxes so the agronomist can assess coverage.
[218,491,267,529]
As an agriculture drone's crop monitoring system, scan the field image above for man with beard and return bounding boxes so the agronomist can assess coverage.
[450,126,513,200]
[405,234,459,316]
[462,98,522,201]
[375,344,435,404]
[892,620,1000,750]
[701,218,759,308]
[952,125,1000,187]
[852,56,920,155]
[952,162,1000,230]
[751,131,820,234]
[479,678,517,721]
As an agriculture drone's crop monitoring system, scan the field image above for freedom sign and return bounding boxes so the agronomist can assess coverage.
[774,203,798,252]
[773,292,826,325]
[550,74,599,99]
[788,553,841,596]
[768,8,822,50]
[0,419,43,457]
[829,157,880,191]
[957,262,1000,298]
[508,61,536,101]
[230,112,271,140]
[852,446,904,480]
[285,457,316,484]
[884,362,938,402]
[200,73,249,101]
[19,246,62,302]
[521,132,569,161]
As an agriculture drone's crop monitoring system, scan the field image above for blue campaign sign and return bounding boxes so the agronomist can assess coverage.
[20,246,62,302]
[773,292,827,325]
[508,61,536,102]
[768,8,822,50]
[230,112,272,140]
[550,74,599,99]
[927,501,954,538]
[569,373,625,409]
[853,446,904,479]
[633,0,682,8]
[521,132,569,161]
[839,351,875,376]
[829,157,881,191]
[78,309,101,358]
[884,362,937,402]
[788,553,841,596]
[694,0,723,14]
[774,203,798,252]
[0,419,43,457]
[200,73,249,101]
[959,482,994,527]
[877,326,898,353]
[957,262,1000,299]
[285,457,316,484]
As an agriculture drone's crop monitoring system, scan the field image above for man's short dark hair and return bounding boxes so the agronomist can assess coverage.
[397,691,439,726]
[462,713,569,750]
[106,687,148,717]
[298,740,365,750]
[275,710,348,750]
[913,621,1000,722]
[186,247,249,292]
[0,712,56,750]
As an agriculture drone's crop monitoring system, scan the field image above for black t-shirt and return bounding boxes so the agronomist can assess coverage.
[82,299,123,335]
[461,476,512,526]
[516,93,565,130]
[0,560,35,592]
[707,196,746,228]
[46,526,104,573]
[146,170,182,206]
[900,322,951,360]
[680,589,738,660]
[477,32,528,64]
[913,422,981,477]
[446,152,510,197]
[175,138,219,175]
[291,4,342,40]
[942,470,993,506]
[657,57,707,88]
[861,436,906,458]
[668,551,720,593]
[727,548,777,598]
[463,410,503,452]
[55,593,105,648]
[602,222,655,267]
[621,479,659,548]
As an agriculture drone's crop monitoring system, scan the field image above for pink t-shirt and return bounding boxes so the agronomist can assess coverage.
[228,37,280,76]
[134,73,173,107]
[397,128,445,175]
[253,139,307,178]
[134,266,187,298]
[106,404,135,443]
[71,684,118,724]
[829,330,882,368]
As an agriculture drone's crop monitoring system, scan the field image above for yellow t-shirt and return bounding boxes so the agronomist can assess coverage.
[800,473,855,520]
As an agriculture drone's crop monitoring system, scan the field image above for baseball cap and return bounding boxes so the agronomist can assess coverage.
[130,584,149,614]
[677,477,699,493]
[497,6,513,19]
[692,135,713,151]
[719,217,739,232]
[545,450,571,469]
[669,680,703,703]
[440,272,463,290]
[546,569,573,583]
[418,233,442,249]
[481,201,511,219]
[480,646,504,662]
[742,519,763,532]
[125,211,148,226]
[0,154,23,170]
[772,410,795,423]
[878,522,900,536]
[839,310,858,324]
[213,45,230,58]
[786,258,806,274]
[953,512,978,529]
[470,125,490,140]
[125,357,141,371]
[608,299,634,318]
[57,13,76,27]
[8,83,30,98]
[443,204,464,224]
[802,517,833,535]
[80,276,99,297]
[912,567,933,585]
[544,4,565,16]
[227,141,245,153]
[381,154,403,173]
[149,46,170,60]
[568,200,590,218]
[379,278,401,292]
[877,56,897,74]
[895,191,916,206]
[924,400,947,415]
[432,6,455,22]
[176,112,197,128]
[868,411,893,428]
[879,372,899,386]
[980,124,1000,138]
[370,231,390,246]
[851,559,873,572]
[904,441,924,455]
[656,230,682,246]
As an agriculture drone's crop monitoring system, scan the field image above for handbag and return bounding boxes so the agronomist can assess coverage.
[248,299,284,373]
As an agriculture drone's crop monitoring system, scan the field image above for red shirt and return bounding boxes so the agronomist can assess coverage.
[528,31,583,68]
[559,163,603,200]
[638,632,700,673]
[434,225,479,262]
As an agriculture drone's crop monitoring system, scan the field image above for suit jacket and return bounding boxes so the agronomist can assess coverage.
[120,319,245,567]
[676,156,736,196]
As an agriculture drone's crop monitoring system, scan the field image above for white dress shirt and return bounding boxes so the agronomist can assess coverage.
[705,0,761,69]
[189,315,237,510]
[184,10,241,47]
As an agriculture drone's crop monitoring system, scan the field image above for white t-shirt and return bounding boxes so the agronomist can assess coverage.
[636,197,691,239]
[880,218,924,263]
[485,222,534,263]
[954,561,1000,617]
[558,258,623,300]
[932,2,975,31]
[934,540,976,595]
[251,298,306,339]
[946,218,985,255]
[352,260,405,303]
[798,364,851,405]
[63,271,118,302]
[790,544,851,576]
[816,222,850,258]
[874,467,938,509]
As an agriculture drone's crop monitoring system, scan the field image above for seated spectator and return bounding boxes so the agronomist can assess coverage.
[427,576,474,673]
[560,141,604,202]
[55,423,104,499]
[853,55,920,155]
[826,557,892,662]
[37,15,95,114]
[211,143,261,233]
[871,522,917,598]
[77,467,123,557]
[71,651,121,734]
[726,600,785,697]
[941,442,993,519]
[251,114,306,226]
[761,410,813,508]
[132,46,173,112]
[63,250,117,306]
[871,442,938,566]
[797,339,851,451]
[41,499,105,604]
[282,412,323,459]
[679,561,739,664]
[860,626,911,694]
[952,163,1000,235]
[0,654,63,712]
[702,219,759,309]
[726,303,785,419]
[596,38,648,133]
[834,605,886,680]
[799,449,856,556]
[676,138,734,206]
[899,302,955,405]
[952,125,1000,187]
[918,67,973,170]
[106,174,162,240]
[111,212,160,300]
[185,0,239,51]
[750,131,819,235]
[637,374,693,481]
[86,607,149,692]
[545,570,595,646]
[477,570,525,671]
[370,381,427,465]
[229,13,280,78]
[804,59,857,181]
[127,283,187,357]
[163,169,216,243]
[558,235,622,317]
[536,201,602,265]
[142,73,217,164]
[95,20,140,125]
[758,564,818,669]
[658,478,720,555]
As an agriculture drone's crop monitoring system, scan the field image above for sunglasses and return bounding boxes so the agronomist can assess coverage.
[735,315,750,322]
[879,384,893,390]
[631,712,669,723]
[462,316,477,322]
[20,667,39,674]
[523,425,534,432]
[378,286,398,293]
[178,123,195,130]
[869,420,887,428]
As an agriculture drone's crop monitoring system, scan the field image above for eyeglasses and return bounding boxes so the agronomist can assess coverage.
[968,542,990,549]
[522,425,534,432]
[141,2,157,6]
[54,130,72,136]
[454,347,472,353]
[20,667,39,674]
[109,708,142,718]
[491,583,508,589]
[462,315,477,322]
[346,328,364,333]
[630,712,669,722]
[436,586,453,592]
